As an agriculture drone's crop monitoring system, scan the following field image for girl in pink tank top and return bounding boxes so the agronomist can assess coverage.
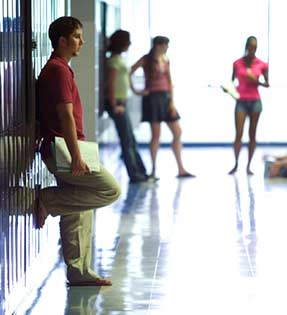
[227,36,269,175]
[130,36,195,179]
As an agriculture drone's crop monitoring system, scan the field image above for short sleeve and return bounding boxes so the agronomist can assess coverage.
[49,66,73,105]
[107,56,120,71]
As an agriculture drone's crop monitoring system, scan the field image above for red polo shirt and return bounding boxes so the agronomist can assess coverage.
[37,52,85,158]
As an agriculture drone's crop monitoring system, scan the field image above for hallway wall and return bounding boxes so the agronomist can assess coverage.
[0,1,64,314]
[0,1,124,313]
[70,0,98,142]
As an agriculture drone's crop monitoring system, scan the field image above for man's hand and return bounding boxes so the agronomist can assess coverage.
[71,157,90,176]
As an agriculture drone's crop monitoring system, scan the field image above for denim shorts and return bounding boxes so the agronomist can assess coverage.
[235,99,262,113]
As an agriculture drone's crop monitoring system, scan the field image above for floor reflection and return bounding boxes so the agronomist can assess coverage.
[233,175,257,277]
[94,181,160,314]
[65,287,100,315]
[6,147,287,315]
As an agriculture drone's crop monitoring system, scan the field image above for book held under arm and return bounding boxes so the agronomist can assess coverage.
[221,81,240,100]
[53,136,100,172]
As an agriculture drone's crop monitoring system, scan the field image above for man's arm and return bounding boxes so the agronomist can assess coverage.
[56,102,90,175]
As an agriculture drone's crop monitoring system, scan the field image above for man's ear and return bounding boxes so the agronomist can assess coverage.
[58,36,68,48]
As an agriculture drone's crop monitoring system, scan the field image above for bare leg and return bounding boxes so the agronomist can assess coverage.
[229,111,247,174]
[150,122,161,176]
[247,112,260,175]
[167,120,195,177]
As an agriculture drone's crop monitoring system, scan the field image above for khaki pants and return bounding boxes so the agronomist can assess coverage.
[41,158,121,282]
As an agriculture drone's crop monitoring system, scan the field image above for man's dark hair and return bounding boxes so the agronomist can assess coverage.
[48,16,83,50]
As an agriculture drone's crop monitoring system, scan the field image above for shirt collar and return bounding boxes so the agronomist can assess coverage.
[50,51,74,77]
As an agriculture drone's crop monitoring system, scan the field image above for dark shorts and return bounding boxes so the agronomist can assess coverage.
[235,99,262,113]
[142,91,180,122]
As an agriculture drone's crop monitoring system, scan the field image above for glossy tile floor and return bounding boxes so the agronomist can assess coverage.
[13,147,287,315]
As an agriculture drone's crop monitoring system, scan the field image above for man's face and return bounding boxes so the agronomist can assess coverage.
[65,27,84,57]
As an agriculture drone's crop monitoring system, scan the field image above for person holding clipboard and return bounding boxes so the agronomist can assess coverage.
[224,36,269,175]
[36,16,120,286]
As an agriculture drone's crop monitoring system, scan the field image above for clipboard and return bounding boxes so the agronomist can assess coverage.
[53,136,100,172]
[221,81,240,100]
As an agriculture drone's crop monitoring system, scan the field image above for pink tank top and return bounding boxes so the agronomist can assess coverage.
[234,57,268,100]
[144,55,171,92]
